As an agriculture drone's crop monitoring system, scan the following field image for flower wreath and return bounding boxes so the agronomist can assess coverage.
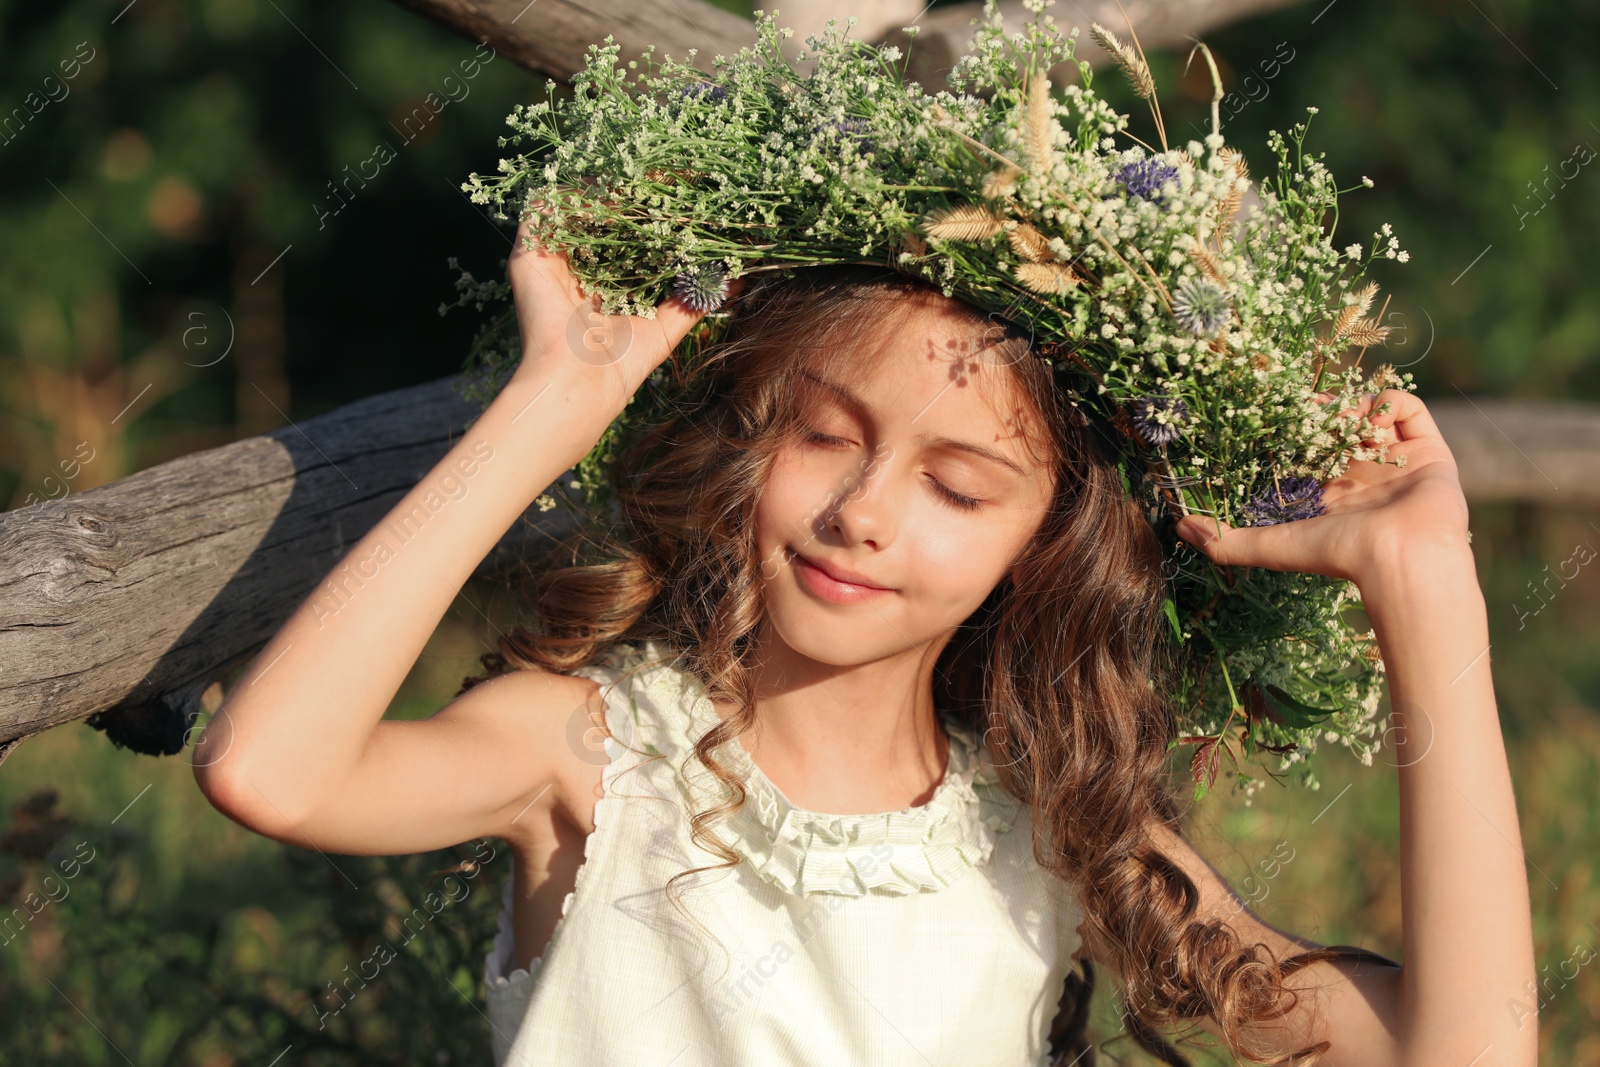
[446,0,1414,802]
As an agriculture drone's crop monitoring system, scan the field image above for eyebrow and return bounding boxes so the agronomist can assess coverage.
[797,369,1030,477]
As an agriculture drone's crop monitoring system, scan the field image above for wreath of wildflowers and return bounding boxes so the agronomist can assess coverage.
[448,0,1415,802]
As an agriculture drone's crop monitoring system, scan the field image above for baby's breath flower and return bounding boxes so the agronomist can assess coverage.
[454,0,1406,789]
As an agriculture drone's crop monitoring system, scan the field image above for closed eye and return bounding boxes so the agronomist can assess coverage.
[930,480,982,511]
[806,428,979,508]
[804,431,850,447]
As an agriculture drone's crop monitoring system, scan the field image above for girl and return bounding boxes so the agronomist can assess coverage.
[193,216,1535,1065]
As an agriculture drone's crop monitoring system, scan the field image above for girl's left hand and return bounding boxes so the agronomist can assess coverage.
[1174,389,1471,585]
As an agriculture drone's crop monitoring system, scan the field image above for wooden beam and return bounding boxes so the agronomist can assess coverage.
[0,377,588,766]
[383,0,1316,85]
[385,0,758,80]
[1429,398,1600,507]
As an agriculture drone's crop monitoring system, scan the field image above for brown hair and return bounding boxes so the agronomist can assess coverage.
[461,264,1397,1064]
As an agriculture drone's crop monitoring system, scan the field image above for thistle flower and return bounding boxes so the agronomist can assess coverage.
[1131,396,1188,445]
[1242,474,1326,526]
[1115,157,1179,203]
[673,263,731,312]
[681,81,728,103]
[813,118,875,155]
[1171,276,1232,334]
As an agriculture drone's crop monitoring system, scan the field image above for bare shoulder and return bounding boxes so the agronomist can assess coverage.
[436,665,613,838]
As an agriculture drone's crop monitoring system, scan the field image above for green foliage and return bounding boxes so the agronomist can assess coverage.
[0,0,536,507]
[0,786,509,1065]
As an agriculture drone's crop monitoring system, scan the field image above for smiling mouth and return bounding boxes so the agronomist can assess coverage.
[788,547,896,603]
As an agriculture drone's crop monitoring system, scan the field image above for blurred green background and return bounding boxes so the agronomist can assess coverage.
[2,0,1596,1062]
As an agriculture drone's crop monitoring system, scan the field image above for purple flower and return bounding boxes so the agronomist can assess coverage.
[1132,396,1188,445]
[813,118,875,156]
[1115,157,1180,203]
[1242,474,1326,526]
[680,81,728,103]
[673,262,731,312]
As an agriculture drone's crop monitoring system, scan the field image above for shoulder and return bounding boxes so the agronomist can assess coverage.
[482,639,680,832]
[447,664,608,817]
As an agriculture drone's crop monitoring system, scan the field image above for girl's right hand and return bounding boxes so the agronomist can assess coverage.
[506,207,740,422]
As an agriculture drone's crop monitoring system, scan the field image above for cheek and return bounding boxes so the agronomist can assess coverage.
[754,446,822,547]
[908,516,1018,603]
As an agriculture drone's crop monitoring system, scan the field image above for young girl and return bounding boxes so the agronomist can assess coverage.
[193,216,1535,1066]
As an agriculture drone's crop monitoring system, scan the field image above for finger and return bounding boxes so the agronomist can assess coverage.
[650,297,709,353]
[1174,514,1336,577]
[1364,389,1441,442]
[511,211,566,263]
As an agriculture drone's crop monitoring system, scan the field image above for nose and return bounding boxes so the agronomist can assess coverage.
[819,448,898,549]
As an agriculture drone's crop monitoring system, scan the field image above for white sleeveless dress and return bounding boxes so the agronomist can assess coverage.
[482,639,1085,1066]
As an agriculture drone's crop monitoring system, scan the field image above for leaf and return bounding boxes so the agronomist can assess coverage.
[982,163,1022,200]
[1345,318,1392,348]
[1023,70,1058,176]
[1329,302,1362,340]
[1351,280,1379,316]
[1218,146,1249,181]
[1187,241,1227,286]
[1089,23,1154,100]
[1190,736,1221,787]
[1257,682,1338,729]
[1161,598,1184,644]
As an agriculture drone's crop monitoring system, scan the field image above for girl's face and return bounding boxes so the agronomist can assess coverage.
[753,298,1058,667]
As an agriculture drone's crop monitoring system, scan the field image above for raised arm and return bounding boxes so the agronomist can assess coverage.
[192,216,718,855]
[1155,391,1537,1065]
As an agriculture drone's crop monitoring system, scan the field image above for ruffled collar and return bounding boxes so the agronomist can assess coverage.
[605,640,1026,898]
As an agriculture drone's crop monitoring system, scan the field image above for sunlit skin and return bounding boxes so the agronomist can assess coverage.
[195,217,1534,1067]
[726,295,1058,817]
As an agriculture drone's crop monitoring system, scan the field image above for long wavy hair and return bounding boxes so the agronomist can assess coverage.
[460,264,1397,1065]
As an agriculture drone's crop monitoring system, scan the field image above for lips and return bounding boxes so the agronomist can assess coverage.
[789,547,896,602]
